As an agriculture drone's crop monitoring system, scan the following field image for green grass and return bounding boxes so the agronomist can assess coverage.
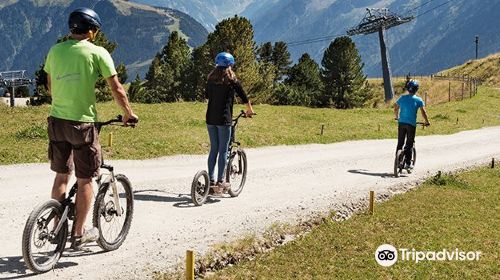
[205,167,500,280]
[1,87,499,165]
[439,53,500,87]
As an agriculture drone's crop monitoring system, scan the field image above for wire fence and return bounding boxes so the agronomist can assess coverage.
[389,74,482,106]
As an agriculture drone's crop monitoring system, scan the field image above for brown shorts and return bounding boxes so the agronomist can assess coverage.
[47,116,101,178]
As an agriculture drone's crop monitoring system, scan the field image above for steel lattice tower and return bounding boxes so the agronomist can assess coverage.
[347,8,414,101]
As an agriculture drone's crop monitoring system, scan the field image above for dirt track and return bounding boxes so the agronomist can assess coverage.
[1,126,499,279]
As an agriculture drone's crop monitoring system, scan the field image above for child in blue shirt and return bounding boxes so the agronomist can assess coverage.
[394,80,430,170]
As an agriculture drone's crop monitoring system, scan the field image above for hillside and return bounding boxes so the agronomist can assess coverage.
[0,0,208,78]
[130,0,254,30]
[438,53,500,87]
[243,0,500,77]
[126,0,500,77]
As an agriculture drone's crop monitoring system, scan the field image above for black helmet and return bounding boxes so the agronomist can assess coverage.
[68,7,102,34]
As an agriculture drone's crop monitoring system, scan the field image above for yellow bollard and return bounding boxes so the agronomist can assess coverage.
[369,191,375,215]
[186,250,195,280]
[108,132,113,147]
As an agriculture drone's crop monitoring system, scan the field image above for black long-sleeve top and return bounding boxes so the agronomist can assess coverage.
[205,80,249,126]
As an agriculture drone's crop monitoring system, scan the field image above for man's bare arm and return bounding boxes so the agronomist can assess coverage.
[106,75,137,124]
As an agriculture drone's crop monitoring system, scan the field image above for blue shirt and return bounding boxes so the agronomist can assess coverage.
[396,94,424,127]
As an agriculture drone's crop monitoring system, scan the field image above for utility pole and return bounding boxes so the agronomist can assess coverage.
[347,8,414,102]
[475,36,479,59]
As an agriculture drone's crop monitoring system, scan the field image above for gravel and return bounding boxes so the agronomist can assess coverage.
[0,126,499,279]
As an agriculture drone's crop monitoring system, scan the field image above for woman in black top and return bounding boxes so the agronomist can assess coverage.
[205,52,254,195]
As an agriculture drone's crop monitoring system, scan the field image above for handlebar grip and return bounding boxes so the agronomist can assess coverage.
[127,117,139,124]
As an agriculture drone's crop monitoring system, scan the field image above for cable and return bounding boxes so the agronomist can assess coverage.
[281,0,458,47]
[287,33,345,47]
[400,0,435,15]
[414,0,456,18]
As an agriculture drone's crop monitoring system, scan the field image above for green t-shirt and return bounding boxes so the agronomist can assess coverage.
[44,39,117,122]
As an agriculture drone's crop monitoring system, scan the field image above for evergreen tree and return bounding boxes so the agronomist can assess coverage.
[128,74,143,102]
[116,63,128,84]
[321,36,372,109]
[271,41,292,83]
[258,42,273,63]
[144,31,191,102]
[283,53,323,107]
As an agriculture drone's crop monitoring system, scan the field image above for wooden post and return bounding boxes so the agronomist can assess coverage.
[369,191,375,215]
[424,91,428,105]
[461,82,464,100]
[469,80,472,98]
[320,124,325,135]
[448,81,451,102]
[186,250,195,280]
[108,132,113,147]
[492,158,495,169]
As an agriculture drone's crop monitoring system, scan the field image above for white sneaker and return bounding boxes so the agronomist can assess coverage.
[71,227,99,250]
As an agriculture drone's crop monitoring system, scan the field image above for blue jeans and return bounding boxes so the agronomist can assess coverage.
[207,124,231,182]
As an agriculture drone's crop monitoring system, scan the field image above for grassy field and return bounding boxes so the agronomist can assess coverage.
[367,76,476,108]
[202,166,500,279]
[439,53,500,87]
[1,87,499,165]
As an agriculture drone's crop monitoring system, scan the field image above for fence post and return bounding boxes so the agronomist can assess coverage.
[448,81,451,102]
[461,82,464,100]
[186,250,195,280]
[369,191,375,215]
[492,158,495,169]
[424,91,428,105]
[320,124,325,135]
[469,80,472,98]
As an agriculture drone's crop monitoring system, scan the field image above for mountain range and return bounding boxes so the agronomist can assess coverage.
[0,0,208,78]
[2,0,499,79]
[133,0,500,77]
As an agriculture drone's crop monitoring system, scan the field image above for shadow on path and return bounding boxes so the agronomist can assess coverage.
[133,189,221,208]
[348,169,396,178]
[0,255,77,279]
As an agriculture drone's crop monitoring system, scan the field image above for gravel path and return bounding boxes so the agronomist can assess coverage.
[1,126,499,279]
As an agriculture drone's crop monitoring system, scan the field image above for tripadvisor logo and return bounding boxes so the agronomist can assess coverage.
[375,244,482,267]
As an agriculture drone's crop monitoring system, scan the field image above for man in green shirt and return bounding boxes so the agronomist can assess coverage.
[44,7,138,249]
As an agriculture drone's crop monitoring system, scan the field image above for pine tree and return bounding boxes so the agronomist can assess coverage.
[144,31,191,102]
[271,41,292,83]
[182,46,209,101]
[258,42,273,63]
[321,36,372,109]
[116,63,128,84]
[283,53,323,107]
[128,74,143,102]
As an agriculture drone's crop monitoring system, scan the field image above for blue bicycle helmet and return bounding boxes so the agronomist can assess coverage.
[406,79,419,93]
[68,8,102,34]
[215,52,235,68]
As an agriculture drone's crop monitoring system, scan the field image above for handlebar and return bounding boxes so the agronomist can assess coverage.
[416,122,430,127]
[233,110,257,121]
[96,115,138,131]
